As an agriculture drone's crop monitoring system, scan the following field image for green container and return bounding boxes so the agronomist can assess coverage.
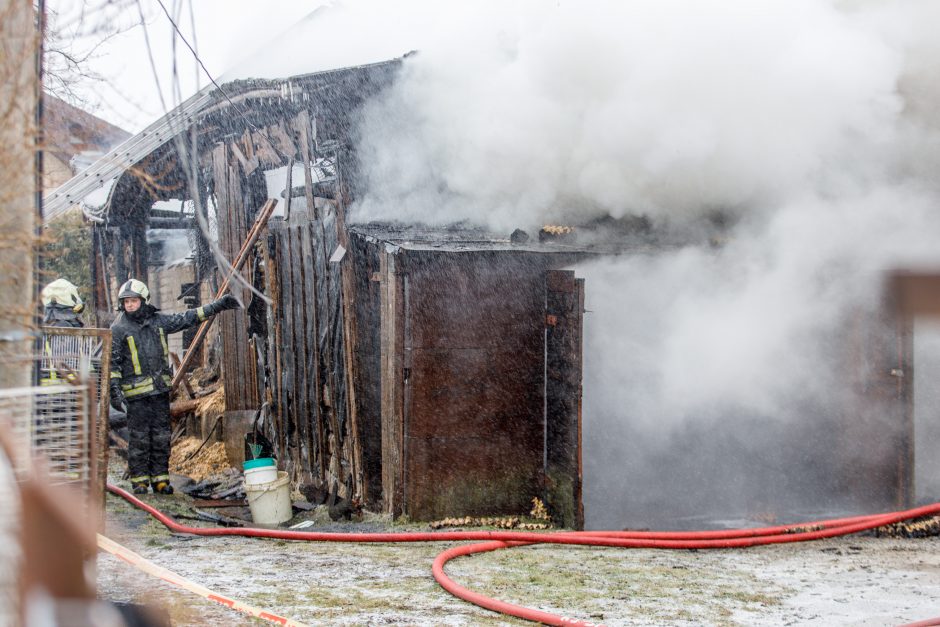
[243,457,275,471]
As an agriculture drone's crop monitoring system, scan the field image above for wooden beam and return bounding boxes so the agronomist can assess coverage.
[229,140,259,176]
[380,251,404,516]
[268,121,299,160]
[294,109,318,220]
[170,198,277,391]
[171,352,195,399]
[251,130,281,166]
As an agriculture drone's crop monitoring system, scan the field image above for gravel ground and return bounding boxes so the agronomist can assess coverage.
[95,478,940,627]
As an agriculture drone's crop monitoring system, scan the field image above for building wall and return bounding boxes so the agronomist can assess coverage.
[398,251,554,520]
[150,263,195,358]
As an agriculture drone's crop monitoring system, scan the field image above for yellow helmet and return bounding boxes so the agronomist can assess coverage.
[41,279,84,313]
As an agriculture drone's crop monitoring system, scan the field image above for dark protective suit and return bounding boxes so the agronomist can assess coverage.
[110,299,233,488]
[39,304,85,385]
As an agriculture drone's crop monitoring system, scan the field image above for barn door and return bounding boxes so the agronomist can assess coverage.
[544,270,585,529]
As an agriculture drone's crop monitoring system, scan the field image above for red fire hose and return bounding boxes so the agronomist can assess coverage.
[107,484,940,626]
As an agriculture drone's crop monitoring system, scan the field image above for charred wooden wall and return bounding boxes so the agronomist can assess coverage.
[211,143,264,412]
[264,206,362,498]
[349,234,384,507]
[544,270,585,529]
[370,246,583,520]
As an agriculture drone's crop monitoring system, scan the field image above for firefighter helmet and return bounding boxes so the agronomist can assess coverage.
[118,279,150,305]
[41,279,84,313]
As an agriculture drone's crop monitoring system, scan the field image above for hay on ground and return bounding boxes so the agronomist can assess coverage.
[170,436,231,481]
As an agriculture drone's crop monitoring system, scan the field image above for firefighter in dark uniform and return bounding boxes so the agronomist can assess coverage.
[41,278,85,328]
[110,279,239,495]
[39,279,85,386]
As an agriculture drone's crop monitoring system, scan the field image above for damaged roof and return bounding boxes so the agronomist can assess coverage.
[44,57,404,223]
[349,220,671,255]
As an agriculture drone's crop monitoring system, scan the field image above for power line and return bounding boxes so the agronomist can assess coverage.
[153,0,260,133]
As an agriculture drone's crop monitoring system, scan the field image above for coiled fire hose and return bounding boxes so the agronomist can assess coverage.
[106,484,940,627]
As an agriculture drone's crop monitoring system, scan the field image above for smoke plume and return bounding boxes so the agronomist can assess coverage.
[342,0,940,528]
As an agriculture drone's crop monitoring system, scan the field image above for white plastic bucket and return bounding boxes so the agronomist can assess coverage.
[245,470,292,525]
[243,461,277,486]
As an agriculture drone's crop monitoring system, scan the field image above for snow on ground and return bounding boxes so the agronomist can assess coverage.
[95,480,940,627]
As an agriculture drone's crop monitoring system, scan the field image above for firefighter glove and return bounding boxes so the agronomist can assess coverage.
[215,293,241,311]
[109,382,127,413]
[205,294,241,316]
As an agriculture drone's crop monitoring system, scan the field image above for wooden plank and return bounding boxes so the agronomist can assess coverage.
[322,214,345,486]
[268,121,298,160]
[210,144,234,409]
[331,171,364,500]
[229,140,258,176]
[170,352,195,399]
[379,251,404,516]
[240,128,254,161]
[544,269,586,529]
[288,224,312,482]
[293,109,317,220]
[313,220,330,483]
[251,129,281,166]
[265,226,289,473]
[226,163,250,410]
[276,228,300,479]
[301,221,325,480]
[170,199,277,392]
[283,158,294,222]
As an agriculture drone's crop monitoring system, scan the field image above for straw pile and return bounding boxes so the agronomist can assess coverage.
[170,437,231,481]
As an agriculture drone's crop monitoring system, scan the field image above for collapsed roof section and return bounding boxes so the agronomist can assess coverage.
[44,57,404,224]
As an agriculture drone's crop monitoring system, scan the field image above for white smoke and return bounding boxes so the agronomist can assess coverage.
[344,0,940,527]
[352,0,940,229]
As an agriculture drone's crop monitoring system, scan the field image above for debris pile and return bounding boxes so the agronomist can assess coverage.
[429,516,551,530]
[194,386,225,421]
[180,468,245,501]
[429,497,555,530]
[538,224,575,242]
[873,516,940,538]
[530,497,552,522]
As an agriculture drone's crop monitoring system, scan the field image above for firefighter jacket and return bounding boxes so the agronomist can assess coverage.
[110,304,214,400]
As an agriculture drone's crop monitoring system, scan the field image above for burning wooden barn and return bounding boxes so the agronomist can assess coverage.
[45,56,612,525]
[46,51,940,530]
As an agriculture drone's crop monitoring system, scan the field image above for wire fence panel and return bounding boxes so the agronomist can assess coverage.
[0,384,90,487]
[0,450,20,627]
[36,327,111,505]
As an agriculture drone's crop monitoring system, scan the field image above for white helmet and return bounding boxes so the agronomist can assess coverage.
[41,279,84,313]
[118,278,150,307]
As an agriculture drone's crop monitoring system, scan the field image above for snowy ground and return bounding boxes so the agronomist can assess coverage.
[95,477,940,627]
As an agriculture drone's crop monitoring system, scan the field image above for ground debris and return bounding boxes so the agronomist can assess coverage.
[180,469,245,500]
[873,515,940,538]
[428,515,550,530]
[787,524,825,534]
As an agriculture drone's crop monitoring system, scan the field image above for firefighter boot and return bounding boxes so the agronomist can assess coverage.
[152,481,174,495]
[131,481,149,495]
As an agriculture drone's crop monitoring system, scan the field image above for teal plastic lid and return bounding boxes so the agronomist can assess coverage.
[243,457,275,470]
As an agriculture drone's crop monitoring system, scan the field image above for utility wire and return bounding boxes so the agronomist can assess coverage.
[153,0,260,133]
[133,0,271,305]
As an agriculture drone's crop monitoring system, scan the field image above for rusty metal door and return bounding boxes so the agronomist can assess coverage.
[544,270,585,529]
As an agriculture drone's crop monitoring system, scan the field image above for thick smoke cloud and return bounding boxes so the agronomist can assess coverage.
[344,0,940,528]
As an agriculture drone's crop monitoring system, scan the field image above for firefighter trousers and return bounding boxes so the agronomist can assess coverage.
[126,392,171,485]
